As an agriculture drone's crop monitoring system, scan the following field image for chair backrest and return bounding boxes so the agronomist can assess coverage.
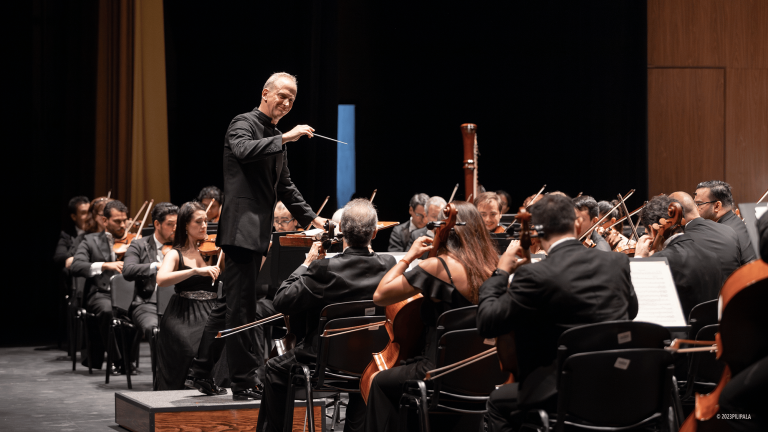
[691,324,723,383]
[156,284,176,316]
[719,280,768,376]
[71,276,87,304]
[434,305,478,341]
[557,348,673,429]
[687,299,718,340]
[556,321,670,374]
[434,328,510,395]
[110,274,135,315]
[317,316,389,376]
[318,300,386,331]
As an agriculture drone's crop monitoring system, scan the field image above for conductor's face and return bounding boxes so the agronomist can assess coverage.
[261,78,297,123]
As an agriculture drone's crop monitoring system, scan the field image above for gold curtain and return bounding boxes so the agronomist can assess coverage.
[94,0,171,215]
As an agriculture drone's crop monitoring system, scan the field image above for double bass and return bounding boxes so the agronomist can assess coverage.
[359,203,461,403]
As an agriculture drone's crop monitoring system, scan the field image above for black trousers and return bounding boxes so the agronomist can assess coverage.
[256,349,366,432]
[190,299,227,380]
[223,246,268,391]
[130,301,157,342]
[85,291,120,369]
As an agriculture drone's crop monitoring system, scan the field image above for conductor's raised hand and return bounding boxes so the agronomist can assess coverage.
[311,217,327,230]
[282,125,315,144]
[406,236,434,262]
[196,265,220,281]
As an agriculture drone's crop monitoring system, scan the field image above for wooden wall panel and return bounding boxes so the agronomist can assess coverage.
[724,0,768,68]
[648,0,726,67]
[726,69,768,204]
[648,69,725,197]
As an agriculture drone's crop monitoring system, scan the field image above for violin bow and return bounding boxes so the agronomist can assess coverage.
[212,249,224,286]
[125,201,148,238]
[526,184,547,209]
[608,205,644,230]
[135,199,154,239]
[107,190,112,199]
[204,198,216,217]
[305,195,330,230]
[216,313,285,338]
[758,187,768,204]
[616,193,640,242]
[448,183,459,203]
[467,193,473,203]
[369,189,378,203]
[579,189,635,242]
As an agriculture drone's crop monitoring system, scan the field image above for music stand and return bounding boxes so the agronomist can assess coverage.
[255,231,311,299]
[737,203,767,260]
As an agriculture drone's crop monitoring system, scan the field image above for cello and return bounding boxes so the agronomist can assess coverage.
[359,203,460,403]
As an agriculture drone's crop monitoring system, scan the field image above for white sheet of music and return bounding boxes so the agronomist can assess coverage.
[629,257,687,328]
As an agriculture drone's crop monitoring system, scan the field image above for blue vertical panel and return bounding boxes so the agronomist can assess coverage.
[337,104,356,208]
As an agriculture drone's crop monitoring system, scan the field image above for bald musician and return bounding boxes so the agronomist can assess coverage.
[217,72,326,400]
[695,180,757,264]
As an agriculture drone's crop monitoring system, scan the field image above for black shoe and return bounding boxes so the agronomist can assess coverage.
[192,377,227,396]
[112,364,138,376]
[232,385,263,401]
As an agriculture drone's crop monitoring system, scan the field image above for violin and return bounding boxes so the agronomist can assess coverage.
[114,199,153,259]
[359,203,460,404]
[649,201,685,253]
[197,199,221,258]
[578,190,634,248]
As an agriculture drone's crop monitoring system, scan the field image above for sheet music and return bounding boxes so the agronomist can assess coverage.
[629,258,686,327]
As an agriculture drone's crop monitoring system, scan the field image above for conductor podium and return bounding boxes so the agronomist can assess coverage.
[115,390,325,432]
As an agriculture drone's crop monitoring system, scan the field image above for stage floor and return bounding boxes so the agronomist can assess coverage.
[0,343,347,431]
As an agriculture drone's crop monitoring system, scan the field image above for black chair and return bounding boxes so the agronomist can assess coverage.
[105,274,138,388]
[555,348,674,432]
[150,283,175,389]
[70,276,94,373]
[680,324,722,402]
[686,299,718,341]
[284,300,389,432]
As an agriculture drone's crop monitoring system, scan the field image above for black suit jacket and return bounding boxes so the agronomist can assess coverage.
[653,234,722,317]
[718,211,757,264]
[684,217,741,284]
[122,235,160,302]
[274,247,397,363]
[590,230,612,252]
[71,232,117,299]
[758,210,768,262]
[54,230,74,268]
[217,108,316,255]
[477,239,637,401]
[387,221,412,252]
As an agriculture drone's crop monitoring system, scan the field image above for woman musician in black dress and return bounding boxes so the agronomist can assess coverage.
[364,201,499,432]
[155,201,224,390]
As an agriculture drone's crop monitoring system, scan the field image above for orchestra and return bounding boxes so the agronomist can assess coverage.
[51,72,768,432]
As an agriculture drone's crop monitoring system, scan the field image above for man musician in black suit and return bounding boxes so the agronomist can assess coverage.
[122,202,179,341]
[695,180,757,264]
[256,199,397,432]
[388,193,429,252]
[54,196,90,274]
[477,194,638,431]
[71,200,129,371]
[216,72,326,399]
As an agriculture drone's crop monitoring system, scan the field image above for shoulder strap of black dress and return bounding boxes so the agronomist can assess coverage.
[176,248,184,271]
[435,256,455,285]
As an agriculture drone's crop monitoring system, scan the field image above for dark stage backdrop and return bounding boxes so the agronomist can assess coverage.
[17,1,646,346]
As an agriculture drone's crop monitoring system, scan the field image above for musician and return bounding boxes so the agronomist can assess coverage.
[634,195,721,317]
[409,196,447,242]
[155,202,223,390]
[71,200,129,372]
[273,201,301,232]
[197,186,223,223]
[497,190,512,214]
[695,180,757,264]
[256,199,396,432]
[387,193,429,252]
[670,191,741,284]
[217,72,325,399]
[365,201,499,432]
[475,191,506,233]
[54,196,90,272]
[573,195,611,251]
[596,200,629,250]
[477,194,638,430]
[122,202,179,342]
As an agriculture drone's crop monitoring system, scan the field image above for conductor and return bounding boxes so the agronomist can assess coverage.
[217,72,326,399]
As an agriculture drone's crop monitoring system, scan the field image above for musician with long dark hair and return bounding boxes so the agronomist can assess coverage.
[364,201,499,432]
[155,202,223,390]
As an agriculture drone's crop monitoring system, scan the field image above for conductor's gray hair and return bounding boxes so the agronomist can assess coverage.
[264,72,298,90]
[340,199,378,247]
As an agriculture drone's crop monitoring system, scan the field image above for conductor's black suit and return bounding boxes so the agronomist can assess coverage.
[216,108,317,392]
[476,239,638,431]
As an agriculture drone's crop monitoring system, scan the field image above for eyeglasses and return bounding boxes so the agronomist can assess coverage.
[274,218,296,226]
[694,201,717,208]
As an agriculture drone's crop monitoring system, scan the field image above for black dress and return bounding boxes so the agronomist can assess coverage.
[364,257,476,432]
[155,249,219,390]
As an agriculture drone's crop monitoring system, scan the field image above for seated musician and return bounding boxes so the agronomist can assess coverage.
[409,195,447,241]
[273,201,301,232]
[256,199,397,432]
[365,201,499,432]
[475,191,506,233]
[476,194,638,431]
[634,195,721,317]
[573,195,611,251]
[155,202,223,390]
[387,193,429,252]
[122,202,179,342]
[54,196,90,273]
[71,200,129,372]
[695,180,757,264]
[670,191,741,284]
[497,189,512,214]
[197,185,223,223]
[596,200,629,251]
